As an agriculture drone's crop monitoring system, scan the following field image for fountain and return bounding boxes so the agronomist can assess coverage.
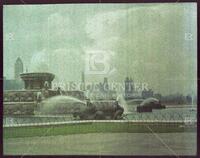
[4,72,124,120]
[3,72,56,115]
[37,95,124,120]
[20,72,55,90]
[116,95,129,114]
[37,95,87,115]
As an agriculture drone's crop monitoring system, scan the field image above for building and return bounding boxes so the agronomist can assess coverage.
[88,78,117,100]
[124,77,134,99]
[141,89,154,99]
[80,71,86,91]
[4,57,24,90]
[81,71,85,83]
[3,77,24,90]
[15,57,23,80]
[103,77,109,91]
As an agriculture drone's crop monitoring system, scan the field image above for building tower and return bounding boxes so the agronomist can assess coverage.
[124,77,134,99]
[81,71,85,83]
[14,57,23,80]
[103,77,109,91]
[129,77,134,94]
[81,71,85,91]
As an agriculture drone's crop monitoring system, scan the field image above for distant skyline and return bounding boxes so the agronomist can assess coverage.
[3,3,197,95]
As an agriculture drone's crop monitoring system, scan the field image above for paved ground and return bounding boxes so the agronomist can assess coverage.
[4,132,196,155]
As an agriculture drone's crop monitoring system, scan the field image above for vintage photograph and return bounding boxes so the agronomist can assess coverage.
[3,3,197,155]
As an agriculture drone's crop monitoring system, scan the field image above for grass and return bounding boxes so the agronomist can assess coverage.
[3,122,196,139]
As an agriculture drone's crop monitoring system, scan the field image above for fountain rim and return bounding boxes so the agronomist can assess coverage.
[20,72,55,81]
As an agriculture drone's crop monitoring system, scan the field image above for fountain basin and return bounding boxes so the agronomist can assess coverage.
[20,72,55,90]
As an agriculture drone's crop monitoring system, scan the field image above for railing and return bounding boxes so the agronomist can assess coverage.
[3,110,197,127]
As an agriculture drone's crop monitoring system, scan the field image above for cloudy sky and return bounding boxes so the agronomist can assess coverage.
[3,3,197,95]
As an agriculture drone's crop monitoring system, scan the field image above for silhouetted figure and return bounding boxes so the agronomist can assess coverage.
[36,91,42,103]
[86,99,96,113]
[56,87,62,95]
[44,81,49,90]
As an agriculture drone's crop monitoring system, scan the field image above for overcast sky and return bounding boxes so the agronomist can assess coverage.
[3,3,197,95]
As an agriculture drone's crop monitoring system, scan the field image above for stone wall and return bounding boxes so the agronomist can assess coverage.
[4,90,38,102]
[4,102,36,115]
[3,90,86,115]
